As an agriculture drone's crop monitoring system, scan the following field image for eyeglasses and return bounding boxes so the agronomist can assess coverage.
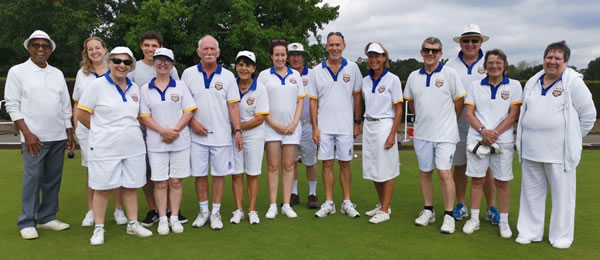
[461,39,480,44]
[422,48,441,54]
[29,43,51,50]
[111,58,133,66]
[154,59,173,65]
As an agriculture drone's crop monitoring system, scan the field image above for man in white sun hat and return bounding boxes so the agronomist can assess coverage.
[446,24,500,225]
[5,30,75,240]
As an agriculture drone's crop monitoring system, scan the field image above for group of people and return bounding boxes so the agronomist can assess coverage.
[4,24,595,249]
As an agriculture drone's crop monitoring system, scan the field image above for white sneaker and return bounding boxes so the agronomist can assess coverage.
[81,210,94,227]
[368,210,390,224]
[20,227,39,240]
[515,236,532,244]
[37,220,70,231]
[210,213,223,230]
[192,208,210,228]
[340,202,360,218]
[552,239,572,249]
[265,207,278,219]
[170,219,184,233]
[230,209,245,224]
[462,219,480,234]
[414,209,435,226]
[113,209,128,225]
[90,228,105,246]
[314,202,336,218]
[499,221,512,238]
[248,211,260,224]
[126,222,153,237]
[281,206,298,218]
[365,204,392,217]
[157,221,169,235]
[440,215,456,234]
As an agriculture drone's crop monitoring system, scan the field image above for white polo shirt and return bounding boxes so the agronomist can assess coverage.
[465,76,523,143]
[128,60,179,87]
[238,78,269,137]
[403,63,466,143]
[4,59,72,142]
[139,77,197,152]
[307,58,362,135]
[362,69,403,119]
[181,64,240,146]
[73,69,110,140]
[257,66,305,126]
[78,74,146,161]
[446,50,486,135]
[298,66,312,121]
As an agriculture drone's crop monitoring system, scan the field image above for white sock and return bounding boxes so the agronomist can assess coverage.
[199,200,209,212]
[159,216,168,223]
[94,224,104,229]
[170,215,178,223]
[343,199,352,205]
[471,209,480,221]
[282,203,291,209]
[128,221,136,226]
[211,203,221,214]
[269,203,277,209]
[292,180,298,194]
[326,200,334,205]
[500,213,509,223]
[308,181,317,195]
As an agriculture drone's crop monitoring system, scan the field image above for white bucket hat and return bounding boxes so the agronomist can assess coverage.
[23,30,56,52]
[453,24,490,43]
[154,47,175,61]
[235,50,256,63]
[287,42,310,57]
[104,46,136,71]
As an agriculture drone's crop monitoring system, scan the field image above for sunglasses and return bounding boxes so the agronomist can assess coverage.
[30,43,51,50]
[461,39,481,44]
[422,48,441,54]
[327,31,345,40]
[154,58,173,65]
[111,58,133,66]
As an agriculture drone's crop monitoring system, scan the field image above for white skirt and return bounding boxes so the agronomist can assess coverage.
[362,118,400,182]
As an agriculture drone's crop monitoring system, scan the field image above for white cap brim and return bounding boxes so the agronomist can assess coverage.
[366,43,385,54]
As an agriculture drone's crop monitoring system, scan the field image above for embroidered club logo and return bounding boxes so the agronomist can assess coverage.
[553,87,564,97]
[348,149,352,157]
[247,96,255,105]
[290,78,297,84]
[378,85,386,93]
[435,79,444,88]
[501,90,510,100]
[130,93,139,103]
[343,73,351,83]
[291,45,298,50]
[302,78,308,86]
[170,93,180,102]
[215,81,224,90]
[228,161,233,170]
[478,67,486,74]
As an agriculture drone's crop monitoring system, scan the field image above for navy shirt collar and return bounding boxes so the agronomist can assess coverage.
[458,50,484,75]
[321,58,348,81]
[149,77,177,101]
[237,78,257,98]
[104,73,133,102]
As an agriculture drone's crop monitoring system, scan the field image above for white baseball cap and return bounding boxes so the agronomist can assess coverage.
[287,43,310,56]
[104,46,136,70]
[453,24,490,43]
[23,30,56,52]
[235,51,256,63]
[365,43,385,54]
[153,47,175,61]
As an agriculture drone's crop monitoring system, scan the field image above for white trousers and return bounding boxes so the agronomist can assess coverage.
[517,159,576,245]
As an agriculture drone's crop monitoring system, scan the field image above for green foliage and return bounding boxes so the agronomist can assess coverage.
[584,57,600,80]
[506,63,544,80]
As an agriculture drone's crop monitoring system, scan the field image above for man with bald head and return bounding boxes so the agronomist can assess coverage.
[181,35,243,230]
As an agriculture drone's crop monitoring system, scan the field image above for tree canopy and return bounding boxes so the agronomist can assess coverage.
[584,57,600,80]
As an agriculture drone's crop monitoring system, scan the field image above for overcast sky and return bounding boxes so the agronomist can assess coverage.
[313,0,600,69]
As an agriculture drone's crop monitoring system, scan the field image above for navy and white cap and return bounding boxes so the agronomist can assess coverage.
[453,24,490,43]
[236,50,256,63]
[23,30,56,52]
[153,47,175,61]
[365,43,385,54]
[288,42,310,56]
[104,46,136,70]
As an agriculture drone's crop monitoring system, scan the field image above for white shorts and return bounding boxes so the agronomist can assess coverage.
[466,142,514,181]
[413,139,455,172]
[233,136,265,176]
[296,122,317,166]
[88,154,147,190]
[362,119,400,182]
[190,142,234,177]
[265,123,301,145]
[453,140,467,166]
[77,137,89,167]
[318,134,354,161]
[148,149,191,181]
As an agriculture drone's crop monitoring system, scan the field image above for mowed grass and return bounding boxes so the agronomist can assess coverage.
[1,149,599,259]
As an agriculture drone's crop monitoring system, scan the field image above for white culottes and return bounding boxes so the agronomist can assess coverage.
[190,142,234,177]
[296,122,317,166]
[88,154,147,190]
[148,149,191,181]
[516,159,576,246]
[362,119,399,182]
[77,136,89,167]
[265,123,301,145]
[413,139,455,172]
[466,142,514,181]
[318,134,354,161]
[233,135,265,176]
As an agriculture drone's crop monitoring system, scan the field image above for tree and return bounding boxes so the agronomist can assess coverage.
[584,57,600,80]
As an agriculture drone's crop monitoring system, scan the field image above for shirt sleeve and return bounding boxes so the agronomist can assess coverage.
[59,72,73,128]
[451,70,466,101]
[391,75,403,104]
[139,84,151,117]
[464,81,476,106]
[179,81,197,112]
[570,77,597,136]
[352,63,363,94]
[295,74,305,98]
[307,70,318,99]
[226,73,240,103]
[510,80,523,105]
[255,84,269,115]
[77,80,99,114]
[403,73,414,101]
[73,69,85,102]
[4,66,24,121]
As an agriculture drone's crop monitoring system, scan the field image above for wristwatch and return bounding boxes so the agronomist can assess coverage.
[354,120,362,125]
[234,129,242,133]
[477,126,485,133]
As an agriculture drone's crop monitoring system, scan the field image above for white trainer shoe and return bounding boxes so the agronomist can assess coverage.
[126,222,153,237]
[20,227,39,240]
[210,213,223,230]
[265,207,278,219]
[281,206,298,218]
[340,202,360,218]
[552,239,572,249]
[82,210,94,227]
[314,202,336,218]
[113,209,128,225]
[499,221,512,238]
[365,204,392,217]
[440,215,456,234]
[170,219,184,233]
[192,208,210,228]
[414,209,435,226]
[515,236,532,244]
[248,211,260,224]
[368,210,390,224]
[230,209,245,224]
[157,221,169,235]
[37,220,70,231]
[90,228,105,246]
[462,219,480,234]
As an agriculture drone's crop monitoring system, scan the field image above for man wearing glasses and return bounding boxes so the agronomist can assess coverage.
[5,30,75,240]
[446,24,499,225]
[404,37,465,234]
[307,32,363,218]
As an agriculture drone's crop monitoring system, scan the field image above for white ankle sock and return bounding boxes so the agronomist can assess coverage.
[500,213,509,223]
[471,209,480,220]
[211,203,221,214]
[292,180,298,194]
[308,181,317,195]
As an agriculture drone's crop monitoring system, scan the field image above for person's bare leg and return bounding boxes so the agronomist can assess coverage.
[247,175,258,212]
[453,164,467,205]
[142,171,157,210]
[469,177,485,211]
[438,169,456,211]
[154,180,168,217]
[93,189,111,225]
[232,174,244,210]
[112,187,124,210]
[339,160,351,200]
[265,142,282,204]
[195,176,209,202]
[322,160,335,201]
[168,178,183,217]
[121,188,139,221]
[419,171,434,206]
[212,176,224,204]
[495,179,510,214]
[379,180,395,213]
[281,145,297,204]
[483,169,497,210]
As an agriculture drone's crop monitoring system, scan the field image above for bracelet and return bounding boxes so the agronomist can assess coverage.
[354,120,362,125]
[235,129,242,133]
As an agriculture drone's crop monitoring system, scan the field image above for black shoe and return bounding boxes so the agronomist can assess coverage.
[167,209,188,224]
[141,210,158,227]
[307,195,319,209]
[290,193,300,207]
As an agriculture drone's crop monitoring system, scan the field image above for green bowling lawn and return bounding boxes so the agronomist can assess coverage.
[0,149,598,258]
